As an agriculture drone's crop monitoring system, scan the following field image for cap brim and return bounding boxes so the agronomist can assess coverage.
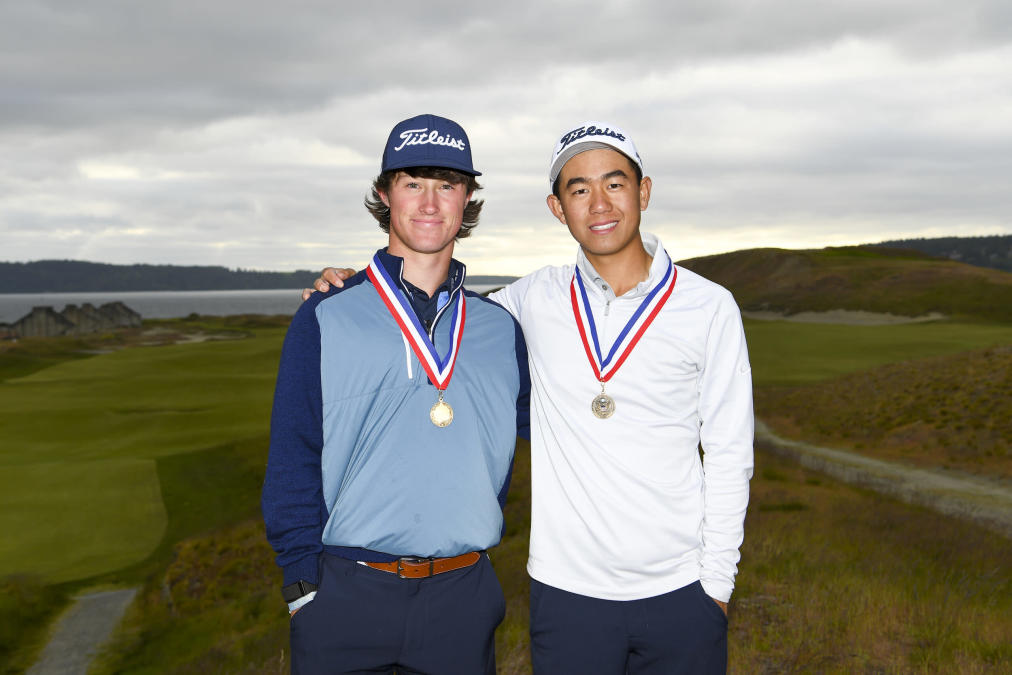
[383,158,481,176]
[549,141,617,183]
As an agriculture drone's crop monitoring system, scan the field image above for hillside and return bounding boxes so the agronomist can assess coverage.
[866,234,1012,272]
[679,246,1012,321]
[757,345,1012,479]
[0,260,518,293]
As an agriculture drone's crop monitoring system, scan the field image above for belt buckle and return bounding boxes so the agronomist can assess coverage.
[397,556,435,579]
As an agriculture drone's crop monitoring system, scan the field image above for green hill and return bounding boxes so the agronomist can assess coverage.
[679,246,1012,321]
[756,345,1012,478]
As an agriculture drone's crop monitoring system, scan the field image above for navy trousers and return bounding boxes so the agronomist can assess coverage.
[290,553,505,675]
[530,579,728,674]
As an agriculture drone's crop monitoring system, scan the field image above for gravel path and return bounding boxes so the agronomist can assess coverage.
[742,309,946,325]
[26,587,137,675]
[756,420,1012,538]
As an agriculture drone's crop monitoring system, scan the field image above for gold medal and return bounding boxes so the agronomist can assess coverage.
[591,383,615,419]
[430,391,454,427]
[367,255,466,430]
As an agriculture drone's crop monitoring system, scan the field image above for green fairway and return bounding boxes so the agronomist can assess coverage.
[0,335,283,466]
[0,459,166,582]
[0,326,285,583]
[745,319,1012,386]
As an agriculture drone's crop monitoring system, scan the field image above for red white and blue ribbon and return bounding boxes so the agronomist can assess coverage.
[367,254,465,390]
[570,260,677,383]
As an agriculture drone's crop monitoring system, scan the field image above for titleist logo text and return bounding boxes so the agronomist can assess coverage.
[557,125,626,153]
[393,128,466,152]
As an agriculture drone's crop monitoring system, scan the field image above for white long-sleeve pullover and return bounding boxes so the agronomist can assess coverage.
[490,232,754,602]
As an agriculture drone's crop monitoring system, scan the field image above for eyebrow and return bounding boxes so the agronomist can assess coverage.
[565,168,630,189]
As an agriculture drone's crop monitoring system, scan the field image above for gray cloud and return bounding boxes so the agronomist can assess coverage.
[1,1,1010,272]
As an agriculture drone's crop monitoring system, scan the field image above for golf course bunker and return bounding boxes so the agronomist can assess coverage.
[743,310,946,325]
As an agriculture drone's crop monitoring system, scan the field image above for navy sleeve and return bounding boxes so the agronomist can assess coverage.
[496,315,530,513]
[261,296,327,586]
[512,317,531,442]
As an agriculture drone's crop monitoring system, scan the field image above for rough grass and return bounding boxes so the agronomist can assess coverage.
[744,319,1012,387]
[90,519,289,675]
[88,442,1012,674]
[0,576,69,674]
[757,345,1012,479]
[731,447,1011,674]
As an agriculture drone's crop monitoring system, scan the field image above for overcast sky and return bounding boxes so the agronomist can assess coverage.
[2,1,1010,275]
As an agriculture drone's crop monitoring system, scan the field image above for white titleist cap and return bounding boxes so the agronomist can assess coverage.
[548,121,643,184]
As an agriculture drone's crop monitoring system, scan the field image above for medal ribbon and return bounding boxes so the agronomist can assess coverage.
[367,254,465,390]
[570,259,676,383]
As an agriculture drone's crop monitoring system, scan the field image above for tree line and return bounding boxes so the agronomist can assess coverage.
[866,234,1012,273]
[0,260,519,293]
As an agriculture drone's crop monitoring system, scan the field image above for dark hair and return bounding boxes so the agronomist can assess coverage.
[551,154,643,197]
[364,167,484,239]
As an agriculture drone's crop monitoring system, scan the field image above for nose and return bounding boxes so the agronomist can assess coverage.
[589,186,611,214]
[419,186,439,214]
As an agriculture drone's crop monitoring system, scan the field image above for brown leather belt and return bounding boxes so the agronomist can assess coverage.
[362,551,482,579]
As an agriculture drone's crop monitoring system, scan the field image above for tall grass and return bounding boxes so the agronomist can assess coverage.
[731,447,1010,673]
[87,441,1012,674]
[757,345,1011,478]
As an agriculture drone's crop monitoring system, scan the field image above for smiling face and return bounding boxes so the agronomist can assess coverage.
[379,171,472,259]
[547,148,652,265]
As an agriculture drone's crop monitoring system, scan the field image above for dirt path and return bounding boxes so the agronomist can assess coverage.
[742,309,946,325]
[26,587,137,675]
[756,420,1012,538]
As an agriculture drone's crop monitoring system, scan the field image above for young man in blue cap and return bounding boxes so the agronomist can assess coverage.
[311,121,753,674]
[263,114,530,675]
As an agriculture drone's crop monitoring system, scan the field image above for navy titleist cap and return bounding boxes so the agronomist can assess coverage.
[381,114,481,176]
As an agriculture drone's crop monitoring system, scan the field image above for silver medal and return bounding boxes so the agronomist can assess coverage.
[591,383,615,419]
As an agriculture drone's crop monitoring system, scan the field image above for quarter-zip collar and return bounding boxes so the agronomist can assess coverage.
[374,248,466,331]
[575,232,671,302]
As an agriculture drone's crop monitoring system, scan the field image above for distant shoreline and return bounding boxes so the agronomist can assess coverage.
[0,259,518,294]
[0,285,508,324]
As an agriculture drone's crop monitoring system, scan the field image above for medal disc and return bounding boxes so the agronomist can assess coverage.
[591,393,615,419]
[430,399,454,427]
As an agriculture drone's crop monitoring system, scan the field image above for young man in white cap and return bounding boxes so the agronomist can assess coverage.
[311,121,753,674]
[264,114,530,674]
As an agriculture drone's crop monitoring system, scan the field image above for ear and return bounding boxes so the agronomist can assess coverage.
[378,189,390,208]
[546,194,567,225]
[638,176,652,211]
